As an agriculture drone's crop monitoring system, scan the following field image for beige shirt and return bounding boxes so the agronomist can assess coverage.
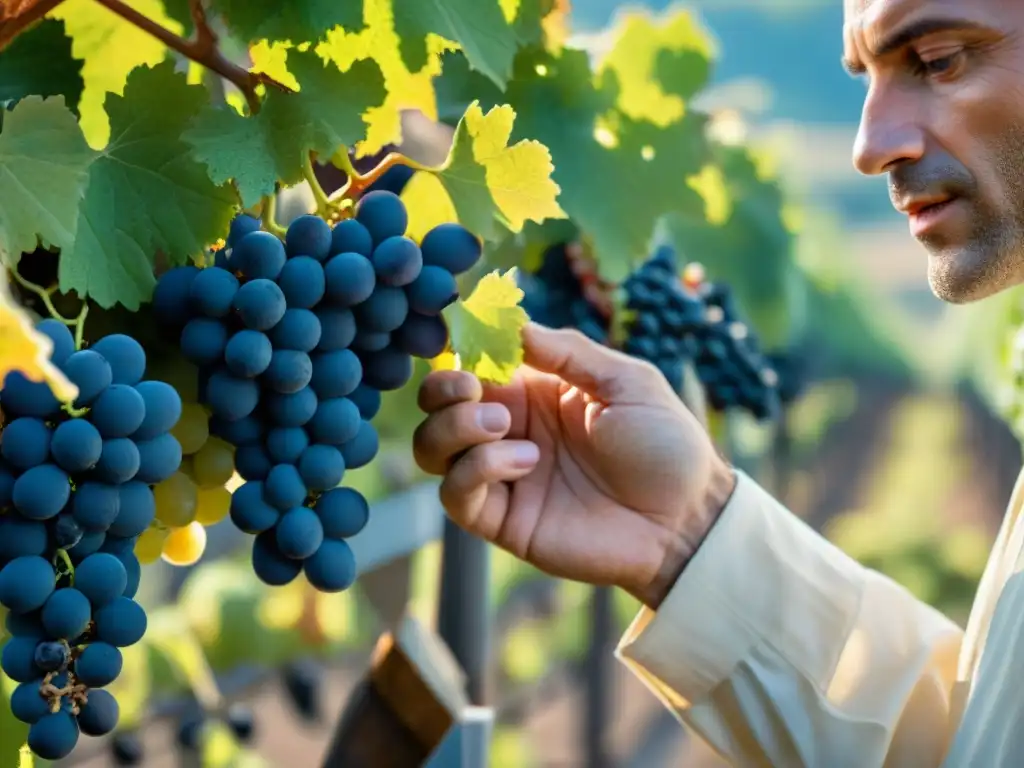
[616,468,1024,767]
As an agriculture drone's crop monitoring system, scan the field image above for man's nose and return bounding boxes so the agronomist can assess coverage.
[852,87,926,175]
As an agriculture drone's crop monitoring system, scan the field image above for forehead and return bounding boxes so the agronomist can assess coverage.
[843,0,1005,58]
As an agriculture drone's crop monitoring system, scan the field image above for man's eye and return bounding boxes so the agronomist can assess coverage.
[915,51,965,77]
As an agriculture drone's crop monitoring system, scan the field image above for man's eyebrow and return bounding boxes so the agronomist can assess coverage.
[841,17,987,74]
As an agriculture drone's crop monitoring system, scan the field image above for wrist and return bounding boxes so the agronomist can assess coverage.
[628,462,737,610]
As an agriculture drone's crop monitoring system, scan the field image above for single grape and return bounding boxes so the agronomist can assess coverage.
[264,464,307,510]
[190,267,239,318]
[135,433,183,484]
[34,641,69,673]
[41,588,92,639]
[111,731,144,766]
[194,486,231,526]
[93,596,147,647]
[191,437,235,487]
[50,419,102,473]
[162,521,207,566]
[77,688,120,736]
[234,230,286,279]
[0,372,60,419]
[68,529,107,562]
[90,384,147,438]
[224,329,273,378]
[89,334,146,386]
[74,641,123,687]
[252,531,302,585]
[0,417,51,469]
[330,218,373,257]
[234,279,287,330]
[309,350,361,399]
[206,371,260,422]
[286,214,332,260]
[277,255,326,308]
[181,317,229,366]
[235,443,273,480]
[265,387,318,428]
[49,513,84,550]
[93,438,141,484]
[353,286,408,333]
[230,482,280,534]
[13,464,70,520]
[420,222,482,274]
[36,318,75,366]
[0,516,48,559]
[394,312,448,358]
[359,346,414,391]
[324,252,376,307]
[313,306,355,351]
[227,214,261,247]
[11,680,51,724]
[315,487,369,539]
[297,444,345,491]
[275,507,324,559]
[2,636,42,681]
[153,471,199,527]
[355,190,407,244]
[340,421,379,469]
[263,350,313,394]
[349,384,382,420]
[308,398,360,445]
[372,236,422,286]
[134,526,168,565]
[133,380,183,440]
[350,329,390,352]
[63,350,113,407]
[27,710,80,760]
[152,266,200,329]
[266,427,309,464]
[271,308,322,352]
[71,482,121,531]
[304,538,357,592]
[406,265,458,315]
[75,552,128,607]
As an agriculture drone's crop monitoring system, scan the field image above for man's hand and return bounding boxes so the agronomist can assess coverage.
[413,323,737,609]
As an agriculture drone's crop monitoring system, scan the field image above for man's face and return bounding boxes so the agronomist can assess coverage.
[844,0,1024,302]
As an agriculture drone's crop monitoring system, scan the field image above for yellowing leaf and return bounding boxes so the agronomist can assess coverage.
[0,279,78,403]
[400,171,458,242]
[441,269,526,384]
[687,164,730,225]
[597,9,714,127]
[50,0,183,147]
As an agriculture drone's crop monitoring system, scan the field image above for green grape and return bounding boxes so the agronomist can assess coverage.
[191,437,235,488]
[171,403,210,455]
[195,486,231,526]
[153,471,199,527]
[135,525,169,564]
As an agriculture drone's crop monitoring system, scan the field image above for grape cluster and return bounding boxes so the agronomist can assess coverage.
[151,191,481,591]
[520,242,610,344]
[0,323,179,760]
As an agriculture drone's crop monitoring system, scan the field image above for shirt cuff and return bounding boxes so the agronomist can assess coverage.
[616,469,865,707]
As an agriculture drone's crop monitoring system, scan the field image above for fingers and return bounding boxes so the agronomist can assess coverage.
[418,370,483,413]
[413,400,513,475]
[522,323,656,401]
[439,441,540,532]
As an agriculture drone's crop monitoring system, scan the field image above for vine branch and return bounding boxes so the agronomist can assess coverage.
[328,150,432,205]
[92,0,292,113]
[0,0,67,51]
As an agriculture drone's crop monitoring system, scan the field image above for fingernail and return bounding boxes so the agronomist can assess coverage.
[477,403,509,433]
[513,442,540,468]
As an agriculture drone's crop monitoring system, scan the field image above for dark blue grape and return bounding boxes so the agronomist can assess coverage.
[313,307,355,351]
[324,252,375,307]
[210,415,263,446]
[36,319,74,366]
[91,335,146,386]
[277,255,325,308]
[372,236,422,286]
[93,439,140,484]
[286,214,332,260]
[234,231,286,279]
[235,443,273,481]
[276,507,324,559]
[74,552,128,607]
[230,482,279,534]
[0,516,48,559]
[315,488,369,539]
[0,556,55,613]
[67,529,106,562]
[351,330,390,352]
[355,190,407,244]
[72,482,120,531]
[265,387,318,428]
[77,688,120,736]
[263,350,312,394]
[5,609,43,637]
[180,317,228,366]
[224,330,273,378]
[93,596,146,647]
[90,384,146,438]
[406,265,457,315]
[394,313,448,358]
[152,266,199,329]
[266,427,309,464]
[349,384,381,420]
[111,730,144,765]
[420,222,481,274]
[13,464,70,520]
[1,417,51,469]
[359,347,413,391]
[120,552,141,599]
[270,308,322,352]
[74,641,123,686]
[48,513,83,550]
[190,267,239,318]
[264,464,306,510]
[63,350,112,407]
[132,381,183,440]
[2,636,42,681]
[309,350,361,399]
[330,219,373,257]
[252,531,302,585]
[11,680,50,724]
[298,444,344,491]
[340,421,379,469]
[0,372,59,418]
[354,286,408,333]
[27,710,80,760]
[234,279,287,330]
[134,433,182,484]
[34,641,69,672]
[41,588,91,639]
[206,371,259,421]
[45,419,100,475]
[304,539,356,592]
[227,214,261,247]
[309,398,360,445]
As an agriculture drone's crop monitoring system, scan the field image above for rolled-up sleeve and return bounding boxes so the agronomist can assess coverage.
[616,470,964,768]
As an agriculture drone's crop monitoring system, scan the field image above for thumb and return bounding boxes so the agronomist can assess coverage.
[522,322,652,400]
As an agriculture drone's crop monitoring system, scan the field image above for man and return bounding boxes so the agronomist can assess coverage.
[413,0,1024,764]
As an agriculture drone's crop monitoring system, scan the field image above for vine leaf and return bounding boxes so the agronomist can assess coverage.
[441,268,527,384]
[0,18,84,111]
[60,61,236,310]
[209,0,363,43]
[51,0,183,147]
[0,278,78,402]
[0,96,92,262]
[391,0,516,88]
[424,100,565,241]
[185,52,386,207]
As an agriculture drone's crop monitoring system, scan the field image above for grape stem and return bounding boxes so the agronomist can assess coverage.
[7,268,90,344]
[261,193,286,238]
[328,148,432,204]
[53,549,75,584]
[302,153,333,218]
[0,0,65,51]
[92,0,293,114]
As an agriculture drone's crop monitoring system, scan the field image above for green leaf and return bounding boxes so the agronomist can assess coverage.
[0,19,84,112]
[0,96,93,263]
[210,0,363,43]
[50,0,183,147]
[184,52,386,208]
[392,0,517,88]
[60,61,236,309]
